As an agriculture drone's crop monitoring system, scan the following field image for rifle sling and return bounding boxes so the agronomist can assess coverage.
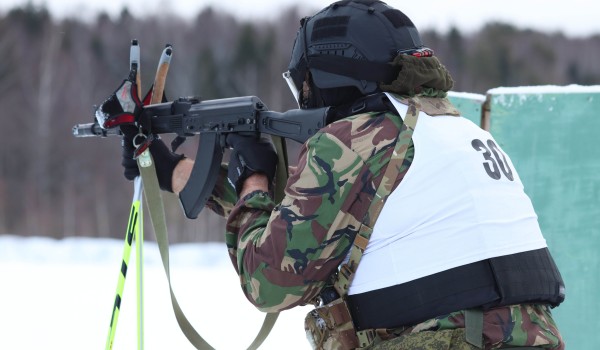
[334,96,421,297]
[137,148,279,350]
[271,135,289,202]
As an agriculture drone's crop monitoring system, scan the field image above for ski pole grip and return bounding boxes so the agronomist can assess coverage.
[151,45,173,104]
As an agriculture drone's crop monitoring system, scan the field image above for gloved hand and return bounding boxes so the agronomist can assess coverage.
[95,70,142,130]
[120,124,140,180]
[120,125,185,193]
[226,134,278,195]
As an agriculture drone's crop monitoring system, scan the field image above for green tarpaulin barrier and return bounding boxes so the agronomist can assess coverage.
[448,91,486,126]
[486,86,600,349]
[450,86,600,348]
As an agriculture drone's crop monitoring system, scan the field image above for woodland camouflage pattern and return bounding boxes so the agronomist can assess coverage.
[371,305,563,349]
[206,96,563,349]
[217,108,411,311]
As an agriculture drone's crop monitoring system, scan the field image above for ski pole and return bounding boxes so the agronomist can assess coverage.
[132,42,174,350]
[135,186,145,350]
[131,39,145,350]
[105,176,143,350]
[151,44,172,104]
[105,41,174,350]
[131,39,146,350]
[105,39,145,350]
[131,39,142,104]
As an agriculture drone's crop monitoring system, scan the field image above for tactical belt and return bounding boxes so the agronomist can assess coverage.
[347,247,565,331]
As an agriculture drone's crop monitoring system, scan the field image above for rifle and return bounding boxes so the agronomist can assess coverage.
[73,96,332,219]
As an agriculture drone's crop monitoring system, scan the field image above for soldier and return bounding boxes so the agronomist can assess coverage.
[118,1,565,349]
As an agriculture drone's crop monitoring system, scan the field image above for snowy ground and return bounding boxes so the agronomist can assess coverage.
[0,235,312,350]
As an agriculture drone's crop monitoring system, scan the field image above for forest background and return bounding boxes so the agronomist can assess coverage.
[1,3,599,242]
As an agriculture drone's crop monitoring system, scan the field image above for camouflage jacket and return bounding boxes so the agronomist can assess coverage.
[210,108,410,312]
[206,101,563,349]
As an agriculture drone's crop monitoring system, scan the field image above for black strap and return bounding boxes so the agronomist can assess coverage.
[348,257,499,330]
[348,93,395,115]
[308,55,399,82]
[488,247,565,307]
[347,248,564,331]
[327,93,395,124]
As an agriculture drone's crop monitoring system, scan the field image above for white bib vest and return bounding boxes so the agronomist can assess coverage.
[349,94,547,295]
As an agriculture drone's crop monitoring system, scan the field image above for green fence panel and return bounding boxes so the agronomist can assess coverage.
[448,91,485,125]
[487,86,600,349]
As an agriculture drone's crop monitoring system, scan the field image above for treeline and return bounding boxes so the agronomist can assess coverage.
[0,3,598,242]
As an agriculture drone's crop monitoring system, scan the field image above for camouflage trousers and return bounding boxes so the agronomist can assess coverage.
[367,304,563,350]
[371,329,477,350]
[370,328,549,350]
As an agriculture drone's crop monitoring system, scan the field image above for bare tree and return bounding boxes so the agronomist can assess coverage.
[0,3,598,241]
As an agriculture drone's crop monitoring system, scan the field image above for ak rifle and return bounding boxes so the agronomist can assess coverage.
[73,96,332,219]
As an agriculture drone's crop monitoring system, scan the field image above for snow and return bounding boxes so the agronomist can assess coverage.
[0,235,312,350]
[488,84,600,95]
[448,91,486,102]
[486,85,600,109]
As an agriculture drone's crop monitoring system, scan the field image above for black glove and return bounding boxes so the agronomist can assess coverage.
[95,71,142,129]
[149,138,185,192]
[226,134,278,195]
[120,126,184,192]
[120,124,140,180]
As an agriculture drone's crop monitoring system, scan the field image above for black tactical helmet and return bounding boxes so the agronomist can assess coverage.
[284,0,425,107]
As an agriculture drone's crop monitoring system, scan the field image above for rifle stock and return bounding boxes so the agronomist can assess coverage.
[73,96,331,219]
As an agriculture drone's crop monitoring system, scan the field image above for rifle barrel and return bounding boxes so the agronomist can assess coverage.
[73,123,122,137]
